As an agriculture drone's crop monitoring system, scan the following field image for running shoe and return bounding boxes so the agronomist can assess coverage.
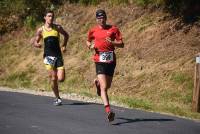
[107,111,115,122]
[94,79,101,96]
[53,98,62,106]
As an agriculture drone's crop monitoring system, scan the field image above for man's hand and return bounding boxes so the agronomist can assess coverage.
[34,42,42,48]
[106,37,124,48]
[32,27,42,48]
[61,46,66,53]
[196,53,200,57]
[106,37,113,45]
[30,37,41,48]
[89,43,95,50]
[86,41,94,50]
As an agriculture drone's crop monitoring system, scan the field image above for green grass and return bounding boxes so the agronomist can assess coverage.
[133,0,152,6]
[111,93,200,119]
[170,72,193,104]
[161,89,182,101]
[2,71,31,88]
[79,0,100,5]
[161,88,192,104]
[80,91,95,98]
[0,64,37,89]
[116,97,153,110]
[162,103,187,116]
[170,72,190,84]
[109,0,129,5]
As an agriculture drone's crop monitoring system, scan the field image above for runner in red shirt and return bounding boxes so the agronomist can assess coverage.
[86,9,124,122]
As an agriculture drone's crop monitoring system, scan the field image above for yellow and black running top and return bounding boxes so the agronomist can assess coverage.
[42,25,62,57]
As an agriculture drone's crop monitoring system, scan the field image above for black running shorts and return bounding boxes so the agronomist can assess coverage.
[95,62,116,76]
[44,56,64,70]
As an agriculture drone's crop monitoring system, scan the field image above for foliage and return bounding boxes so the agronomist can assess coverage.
[131,0,200,22]
[133,0,153,6]
[163,0,200,22]
[109,0,129,5]
[24,16,37,30]
[1,0,200,35]
[78,0,100,5]
[0,0,55,34]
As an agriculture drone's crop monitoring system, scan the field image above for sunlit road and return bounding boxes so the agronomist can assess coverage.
[0,90,200,134]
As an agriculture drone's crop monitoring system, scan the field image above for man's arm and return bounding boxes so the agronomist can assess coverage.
[33,27,42,48]
[106,38,124,48]
[86,28,95,50]
[86,41,94,49]
[57,25,69,52]
[106,26,124,48]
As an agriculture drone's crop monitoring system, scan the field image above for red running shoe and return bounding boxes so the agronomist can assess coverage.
[107,111,115,122]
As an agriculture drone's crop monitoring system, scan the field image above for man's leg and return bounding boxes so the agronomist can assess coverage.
[94,78,101,96]
[48,69,62,106]
[97,74,109,106]
[97,74,113,105]
[48,69,60,98]
[53,68,65,106]
[57,68,65,82]
[97,74,115,122]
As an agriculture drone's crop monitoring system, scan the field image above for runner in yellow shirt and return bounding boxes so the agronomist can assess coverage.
[32,10,69,106]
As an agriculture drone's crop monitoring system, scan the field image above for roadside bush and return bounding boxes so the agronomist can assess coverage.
[132,0,200,22]
[163,0,200,22]
[1,0,199,35]
[0,0,54,34]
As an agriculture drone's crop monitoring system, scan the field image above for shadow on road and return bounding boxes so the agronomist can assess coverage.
[62,102,92,105]
[112,117,175,126]
[62,102,101,106]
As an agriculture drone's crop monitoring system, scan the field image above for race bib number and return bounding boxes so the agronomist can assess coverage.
[44,56,57,66]
[99,51,113,63]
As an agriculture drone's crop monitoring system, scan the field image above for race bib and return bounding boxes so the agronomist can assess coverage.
[99,51,113,63]
[44,56,57,66]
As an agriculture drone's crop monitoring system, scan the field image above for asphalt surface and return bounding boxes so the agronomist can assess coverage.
[0,90,200,134]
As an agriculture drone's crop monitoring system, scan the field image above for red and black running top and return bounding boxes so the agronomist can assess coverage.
[87,25,123,63]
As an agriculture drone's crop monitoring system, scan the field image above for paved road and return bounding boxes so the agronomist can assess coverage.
[0,90,200,134]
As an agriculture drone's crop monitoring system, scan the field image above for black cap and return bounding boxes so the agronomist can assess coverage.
[96,9,107,19]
